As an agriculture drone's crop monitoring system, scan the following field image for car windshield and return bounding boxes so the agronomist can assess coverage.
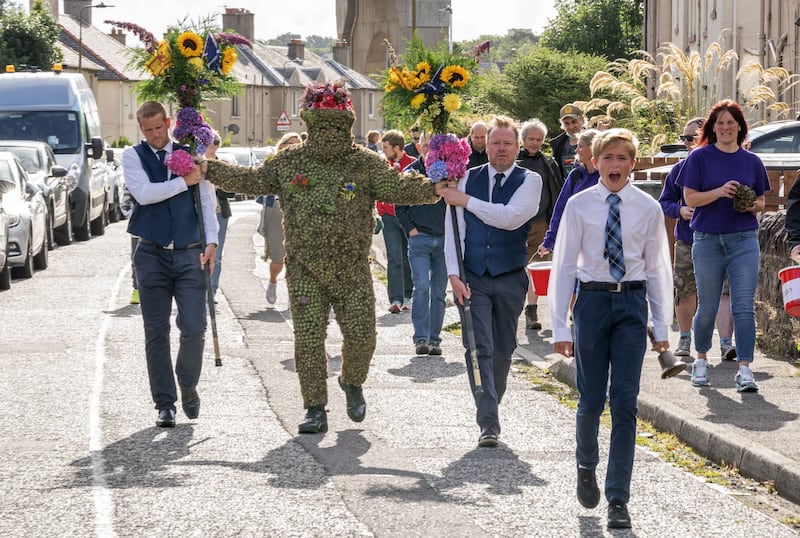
[0,111,81,155]
[0,146,40,173]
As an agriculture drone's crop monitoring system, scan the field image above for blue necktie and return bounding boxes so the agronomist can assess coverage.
[492,172,504,202]
[604,193,626,282]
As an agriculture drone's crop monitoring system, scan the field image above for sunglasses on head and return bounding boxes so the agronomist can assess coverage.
[679,134,695,142]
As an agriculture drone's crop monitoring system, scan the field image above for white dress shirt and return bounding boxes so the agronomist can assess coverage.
[122,143,219,245]
[548,181,673,343]
[444,163,543,277]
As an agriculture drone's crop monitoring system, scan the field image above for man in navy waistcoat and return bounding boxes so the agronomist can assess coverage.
[122,101,219,428]
[443,115,542,447]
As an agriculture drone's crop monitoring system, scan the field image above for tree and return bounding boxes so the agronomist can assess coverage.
[541,0,643,61]
[0,1,62,70]
[471,45,606,135]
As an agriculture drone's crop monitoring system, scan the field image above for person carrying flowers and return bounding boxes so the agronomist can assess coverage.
[206,81,447,434]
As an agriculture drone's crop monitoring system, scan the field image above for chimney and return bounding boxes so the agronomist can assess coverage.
[221,8,255,43]
[288,38,305,63]
[64,0,93,24]
[333,38,349,67]
[109,28,126,46]
[32,0,59,20]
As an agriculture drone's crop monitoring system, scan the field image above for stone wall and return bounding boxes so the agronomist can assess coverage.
[756,211,800,361]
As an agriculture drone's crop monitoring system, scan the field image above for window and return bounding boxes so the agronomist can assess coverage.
[290,90,299,117]
[231,96,240,117]
[368,92,375,118]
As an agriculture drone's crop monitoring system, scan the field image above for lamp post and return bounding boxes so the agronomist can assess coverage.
[440,2,453,53]
[78,2,115,74]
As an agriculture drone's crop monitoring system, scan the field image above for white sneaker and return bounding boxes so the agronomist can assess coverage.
[266,282,277,304]
[691,359,710,387]
[735,366,759,392]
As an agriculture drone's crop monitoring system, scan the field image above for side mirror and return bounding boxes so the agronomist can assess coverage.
[105,148,114,162]
[87,137,104,160]
[0,177,14,195]
[50,165,68,178]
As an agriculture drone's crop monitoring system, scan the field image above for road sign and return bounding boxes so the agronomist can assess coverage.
[275,110,292,127]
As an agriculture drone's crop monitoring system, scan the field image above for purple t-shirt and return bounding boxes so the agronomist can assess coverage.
[676,144,770,233]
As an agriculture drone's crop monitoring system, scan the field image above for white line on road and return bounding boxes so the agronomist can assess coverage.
[89,264,128,537]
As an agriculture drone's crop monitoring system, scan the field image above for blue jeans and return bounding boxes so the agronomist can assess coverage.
[573,286,647,504]
[692,231,759,362]
[211,212,229,295]
[381,214,412,304]
[408,233,447,344]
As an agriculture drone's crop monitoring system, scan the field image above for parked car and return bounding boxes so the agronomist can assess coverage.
[0,152,48,278]
[251,146,274,166]
[0,140,69,247]
[216,146,257,167]
[104,148,125,222]
[0,172,13,290]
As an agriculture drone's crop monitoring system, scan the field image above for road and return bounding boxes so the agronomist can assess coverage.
[0,200,797,537]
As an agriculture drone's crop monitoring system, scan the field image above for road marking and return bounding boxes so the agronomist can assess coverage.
[89,264,127,537]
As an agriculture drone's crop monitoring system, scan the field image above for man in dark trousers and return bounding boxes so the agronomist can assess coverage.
[122,100,219,428]
[549,103,585,179]
[517,119,564,330]
[443,115,542,448]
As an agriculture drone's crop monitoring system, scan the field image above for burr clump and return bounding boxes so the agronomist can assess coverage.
[732,184,756,212]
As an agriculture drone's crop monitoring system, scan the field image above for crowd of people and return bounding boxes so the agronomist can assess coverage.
[123,87,780,530]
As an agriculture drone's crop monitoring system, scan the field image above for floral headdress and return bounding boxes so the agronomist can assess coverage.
[300,81,354,111]
[381,35,477,134]
[424,133,472,183]
[106,17,251,110]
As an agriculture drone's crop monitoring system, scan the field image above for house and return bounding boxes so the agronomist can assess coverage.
[47,1,383,146]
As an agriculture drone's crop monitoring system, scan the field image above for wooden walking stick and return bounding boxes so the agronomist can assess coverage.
[450,204,484,397]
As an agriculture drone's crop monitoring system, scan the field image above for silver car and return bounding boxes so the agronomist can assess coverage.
[0,152,48,278]
[0,172,13,290]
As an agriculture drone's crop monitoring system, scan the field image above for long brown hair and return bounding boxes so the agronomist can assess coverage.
[696,99,748,147]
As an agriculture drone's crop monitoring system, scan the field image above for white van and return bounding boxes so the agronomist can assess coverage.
[0,69,109,241]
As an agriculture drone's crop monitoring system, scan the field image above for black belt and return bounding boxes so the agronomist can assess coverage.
[579,281,645,293]
[139,238,203,250]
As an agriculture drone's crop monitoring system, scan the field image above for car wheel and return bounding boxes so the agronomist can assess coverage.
[55,200,73,245]
[13,230,34,279]
[33,231,48,270]
[91,201,107,236]
[0,259,10,290]
[74,199,91,241]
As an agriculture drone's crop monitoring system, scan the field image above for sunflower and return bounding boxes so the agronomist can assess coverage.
[441,65,470,88]
[187,56,204,72]
[221,47,237,75]
[177,31,203,57]
[442,93,461,113]
[410,94,426,109]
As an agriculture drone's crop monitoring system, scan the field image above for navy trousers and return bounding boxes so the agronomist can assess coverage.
[573,286,647,504]
[134,242,207,411]
[459,268,528,432]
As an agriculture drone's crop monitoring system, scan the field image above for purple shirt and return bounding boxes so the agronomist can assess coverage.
[542,164,600,250]
[677,144,769,233]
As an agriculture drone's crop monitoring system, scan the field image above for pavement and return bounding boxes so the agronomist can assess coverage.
[370,231,800,507]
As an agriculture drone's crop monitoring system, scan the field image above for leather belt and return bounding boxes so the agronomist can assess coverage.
[579,280,646,293]
[139,238,203,250]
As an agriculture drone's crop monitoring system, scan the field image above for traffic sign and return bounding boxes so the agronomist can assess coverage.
[276,110,292,127]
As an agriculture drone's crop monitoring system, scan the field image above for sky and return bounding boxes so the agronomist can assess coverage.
[26,1,558,43]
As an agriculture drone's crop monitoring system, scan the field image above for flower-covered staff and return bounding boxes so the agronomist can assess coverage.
[206,81,447,434]
[381,36,477,134]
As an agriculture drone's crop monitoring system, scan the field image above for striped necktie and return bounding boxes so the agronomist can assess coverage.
[604,193,626,282]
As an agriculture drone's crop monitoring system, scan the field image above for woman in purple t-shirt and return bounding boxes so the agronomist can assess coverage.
[679,99,769,393]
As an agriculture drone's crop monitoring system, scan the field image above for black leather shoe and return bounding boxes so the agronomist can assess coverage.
[478,425,499,447]
[180,385,201,420]
[338,377,366,422]
[607,501,632,529]
[577,467,600,508]
[156,408,175,428]
[298,405,328,434]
